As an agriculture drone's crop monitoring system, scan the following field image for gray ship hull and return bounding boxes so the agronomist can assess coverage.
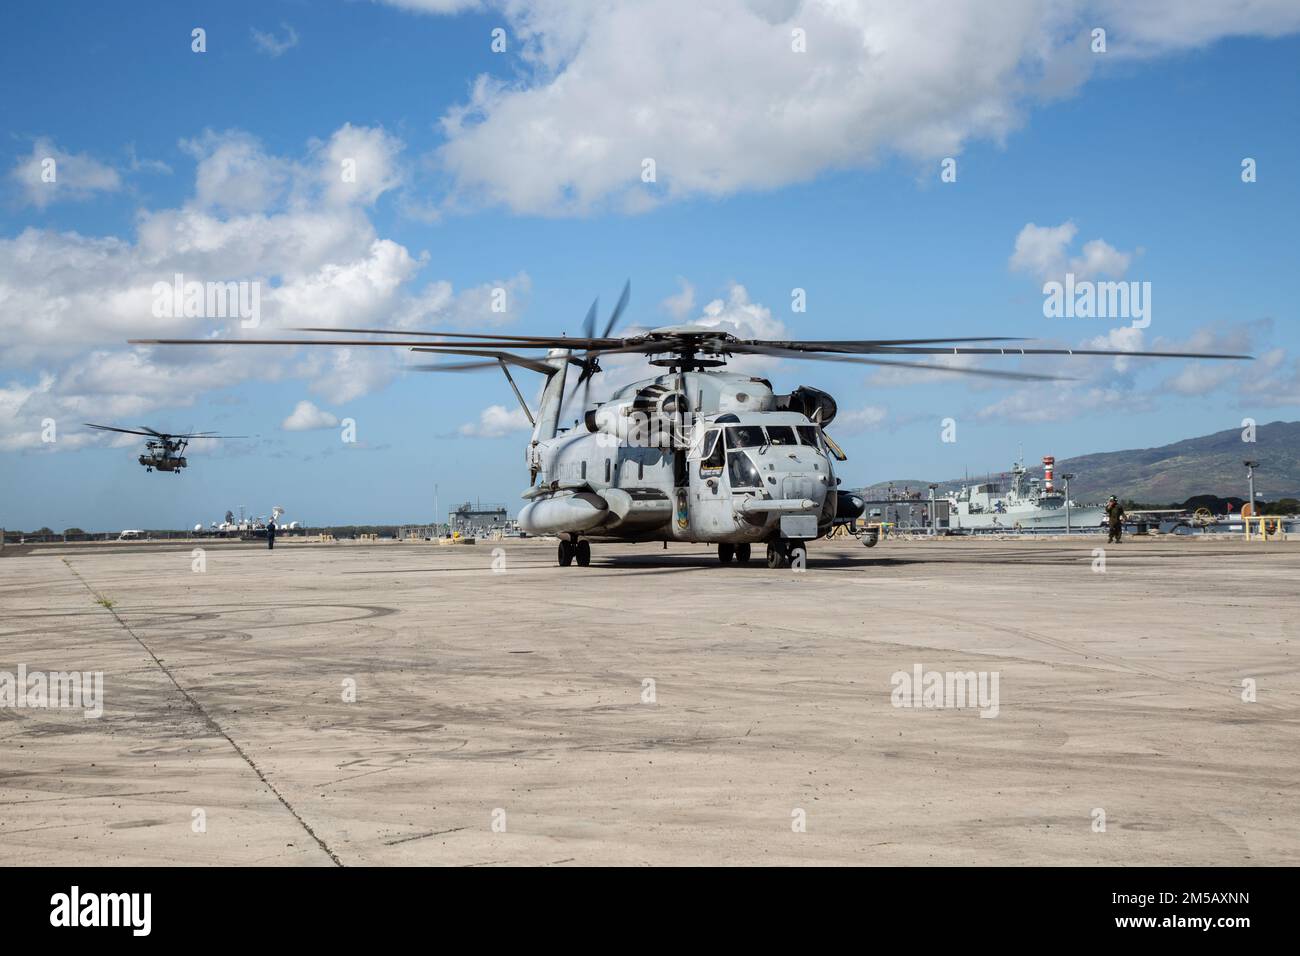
[950,505,1105,531]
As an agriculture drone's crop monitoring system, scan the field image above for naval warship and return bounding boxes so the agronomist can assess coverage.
[945,456,1104,531]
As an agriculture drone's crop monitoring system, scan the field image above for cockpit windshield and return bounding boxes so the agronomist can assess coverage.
[725,423,823,450]
[725,425,766,449]
[795,425,821,449]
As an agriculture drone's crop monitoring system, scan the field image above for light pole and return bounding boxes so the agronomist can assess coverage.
[1061,473,1076,535]
[928,484,938,536]
[1243,461,1259,516]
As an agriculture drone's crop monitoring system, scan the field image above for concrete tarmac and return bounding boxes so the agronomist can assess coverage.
[2,535,1297,866]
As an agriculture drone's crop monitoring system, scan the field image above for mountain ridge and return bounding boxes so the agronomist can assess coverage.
[860,420,1300,504]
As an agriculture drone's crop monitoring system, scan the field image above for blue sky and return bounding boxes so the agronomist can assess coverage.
[3,1,1299,529]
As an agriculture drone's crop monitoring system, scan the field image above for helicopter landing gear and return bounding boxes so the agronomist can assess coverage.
[558,538,591,567]
[718,543,735,564]
[735,543,751,565]
[765,541,806,569]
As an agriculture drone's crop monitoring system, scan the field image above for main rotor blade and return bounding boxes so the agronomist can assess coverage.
[292,327,613,344]
[133,336,619,350]
[85,424,157,437]
[601,280,631,338]
[759,337,1027,352]
[582,296,599,340]
[728,344,1069,382]
[867,344,1254,360]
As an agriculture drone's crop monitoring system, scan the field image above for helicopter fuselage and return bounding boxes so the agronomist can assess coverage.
[139,453,187,472]
[519,369,845,558]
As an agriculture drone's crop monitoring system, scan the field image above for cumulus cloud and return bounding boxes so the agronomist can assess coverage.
[8,138,122,208]
[1240,348,1300,407]
[378,0,1300,215]
[282,400,339,430]
[661,278,695,320]
[833,405,889,434]
[314,123,405,206]
[459,403,532,438]
[1009,221,1133,283]
[0,126,525,451]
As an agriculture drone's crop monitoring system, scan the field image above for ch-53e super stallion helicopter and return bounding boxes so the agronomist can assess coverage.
[84,423,244,474]
[132,281,1249,568]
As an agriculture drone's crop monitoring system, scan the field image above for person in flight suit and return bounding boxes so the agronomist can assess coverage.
[1105,496,1125,544]
[266,518,276,550]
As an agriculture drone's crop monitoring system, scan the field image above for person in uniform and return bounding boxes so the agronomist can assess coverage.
[266,518,276,550]
[1105,495,1125,544]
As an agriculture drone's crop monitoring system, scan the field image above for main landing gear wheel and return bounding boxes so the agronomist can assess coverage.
[558,540,574,567]
[735,543,751,565]
[576,539,591,566]
[766,542,787,569]
[718,543,735,564]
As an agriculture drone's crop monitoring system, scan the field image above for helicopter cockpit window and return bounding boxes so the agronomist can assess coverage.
[766,425,797,446]
[728,451,762,489]
[795,425,821,448]
[726,425,766,449]
[699,429,723,474]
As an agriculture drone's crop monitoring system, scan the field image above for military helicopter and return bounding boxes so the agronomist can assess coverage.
[131,281,1250,567]
[84,424,244,474]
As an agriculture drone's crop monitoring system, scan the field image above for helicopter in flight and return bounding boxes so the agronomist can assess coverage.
[84,424,244,474]
[132,281,1250,567]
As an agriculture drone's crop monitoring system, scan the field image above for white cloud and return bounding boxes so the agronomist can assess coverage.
[459,404,532,438]
[0,126,526,451]
[833,405,889,434]
[282,400,339,430]
[1236,348,1300,408]
[694,283,787,341]
[182,130,294,214]
[8,138,122,208]
[314,124,404,206]
[378,0,1300,215]
[661,278,695,320]
[1009,221,1133,283]
[251,23,300,57]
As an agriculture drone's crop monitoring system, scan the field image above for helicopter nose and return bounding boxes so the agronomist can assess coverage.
[778,471,829,503]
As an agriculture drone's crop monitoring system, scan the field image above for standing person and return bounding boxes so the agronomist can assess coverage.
[266,518,276,550]
[1105,495,1125,544]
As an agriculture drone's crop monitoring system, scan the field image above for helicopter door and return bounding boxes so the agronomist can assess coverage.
[687,427,729,539]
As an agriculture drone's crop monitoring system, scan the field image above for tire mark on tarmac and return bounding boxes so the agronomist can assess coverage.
[60,557,344,867]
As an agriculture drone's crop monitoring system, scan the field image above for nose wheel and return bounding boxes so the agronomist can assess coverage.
[765,541,806,569]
